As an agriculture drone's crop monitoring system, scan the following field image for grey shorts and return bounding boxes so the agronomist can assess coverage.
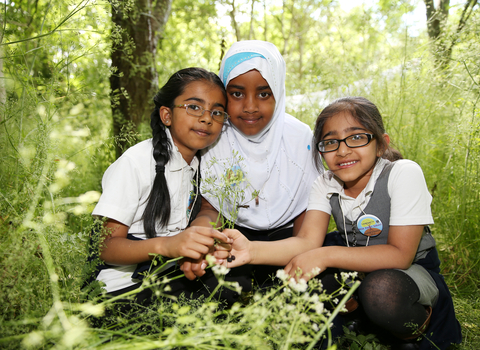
[398,263,439,307]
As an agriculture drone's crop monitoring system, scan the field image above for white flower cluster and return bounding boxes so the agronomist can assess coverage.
[212,264,231,276]
[313,301,324,315]
[288,278,308,293]
[231,281,242,294]
[204,252,232,276]
[340,271,357,280]
[276,269,289,282]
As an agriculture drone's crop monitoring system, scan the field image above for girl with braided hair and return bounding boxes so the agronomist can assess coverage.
[91,67,233,303]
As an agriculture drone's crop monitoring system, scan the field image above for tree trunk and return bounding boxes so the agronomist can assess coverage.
[110,0,172,158]
[423,0,479,69]
[263,0,267,41]
[248,0,256,40]
[424,0,450,41]
[423,0,451,69]
[229,0,242,41]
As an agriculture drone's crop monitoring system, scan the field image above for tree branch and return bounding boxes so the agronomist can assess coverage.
[1,0,91,46]
[446,0,479,60]
[456,0,479,33]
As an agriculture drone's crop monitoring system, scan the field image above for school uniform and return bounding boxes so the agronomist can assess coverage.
[92,129,202,294]
[308,158,462,349]
[201,41,321,287]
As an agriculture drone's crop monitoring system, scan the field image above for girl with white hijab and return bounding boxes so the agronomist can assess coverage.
[190,40,321,288]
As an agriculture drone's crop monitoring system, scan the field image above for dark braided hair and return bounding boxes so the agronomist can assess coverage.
[143,67,226,238]
[313,97,403,172]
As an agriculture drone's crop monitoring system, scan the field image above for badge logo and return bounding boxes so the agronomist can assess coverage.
[356,214,383,237]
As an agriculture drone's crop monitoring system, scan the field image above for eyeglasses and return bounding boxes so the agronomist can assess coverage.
[174,104,229,124]
[317,133,375,153]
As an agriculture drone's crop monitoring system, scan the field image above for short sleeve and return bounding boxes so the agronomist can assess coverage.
[92,155,143,227]
[307,175,332,215]
[388,160,434,226]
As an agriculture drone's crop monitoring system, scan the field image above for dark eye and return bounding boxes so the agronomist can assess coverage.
[211,110,225,117]
[259,92,271,99]
[188,104,202,111]
[350,134,367,141]
[324,139,337,146]
[231,91,243,98]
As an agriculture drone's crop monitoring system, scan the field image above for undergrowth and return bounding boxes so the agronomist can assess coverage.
[1,1,480,349]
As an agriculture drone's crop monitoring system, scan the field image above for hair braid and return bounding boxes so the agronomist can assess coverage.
[143,107,172,238]
[142,67,226,238]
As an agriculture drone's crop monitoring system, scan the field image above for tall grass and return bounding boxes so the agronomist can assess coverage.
[284,34,480,348]
[372,53,480,293]
[287,40,480,295]
[1,2,480,349]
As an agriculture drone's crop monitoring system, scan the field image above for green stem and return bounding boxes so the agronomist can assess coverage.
[282,313,299,350]
[1,1,91,47]
[306,281,361,350]
[19,151,73,331]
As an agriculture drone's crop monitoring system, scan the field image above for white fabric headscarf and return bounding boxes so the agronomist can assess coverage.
[201,40,321,230]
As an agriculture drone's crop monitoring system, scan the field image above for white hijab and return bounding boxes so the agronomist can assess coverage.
[201,40,320,230]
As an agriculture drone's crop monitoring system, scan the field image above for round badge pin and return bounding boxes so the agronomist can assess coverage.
[356,214,383,237]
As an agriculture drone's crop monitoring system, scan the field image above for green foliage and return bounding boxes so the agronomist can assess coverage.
[368,44,480,293]
[338,326,388,350]
[0,0,113,342]
[201,151,256,229]
[156,0,225,84]
[453,295,480,350]
[1,0,480,349]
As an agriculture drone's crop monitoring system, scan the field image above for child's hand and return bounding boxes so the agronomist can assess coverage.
[180,258,207,280]
[180,242,232,280]
[213,239,232,257]
[221,228,252,268]
[284,248,323,282]
[164,226,232,260]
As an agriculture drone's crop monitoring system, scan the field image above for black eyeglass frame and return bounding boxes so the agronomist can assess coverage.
[174,104,229,124]
[317,133,375,153]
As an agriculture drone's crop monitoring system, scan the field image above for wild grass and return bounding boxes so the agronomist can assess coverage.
[1,2,480,349]
[286,40,480,349]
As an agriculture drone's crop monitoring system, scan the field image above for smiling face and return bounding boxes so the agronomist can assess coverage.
[226,69,276,136]
[159,80,225,164]
[320,111,388,197]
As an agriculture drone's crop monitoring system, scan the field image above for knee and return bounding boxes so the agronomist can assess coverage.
[358,269,423,331]
[359,269,419,314]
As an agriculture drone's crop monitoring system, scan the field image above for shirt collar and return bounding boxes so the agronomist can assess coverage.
[324,158,389,199]
[165,128,199,172]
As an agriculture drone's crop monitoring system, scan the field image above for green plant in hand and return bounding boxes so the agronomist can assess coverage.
[200,150,255,230]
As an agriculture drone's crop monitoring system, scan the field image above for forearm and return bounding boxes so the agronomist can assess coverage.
[320,244,414,272]
[285,225,423,280]
[100,236,170,265]
[99,215,231,265]
[250,237,313,266]
[324,225,423,271]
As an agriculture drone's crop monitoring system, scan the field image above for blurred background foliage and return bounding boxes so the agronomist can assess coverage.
[0,0,479,348]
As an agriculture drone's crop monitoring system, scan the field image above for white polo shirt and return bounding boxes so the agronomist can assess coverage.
[307,158,434,226]
[92,129,199,292]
